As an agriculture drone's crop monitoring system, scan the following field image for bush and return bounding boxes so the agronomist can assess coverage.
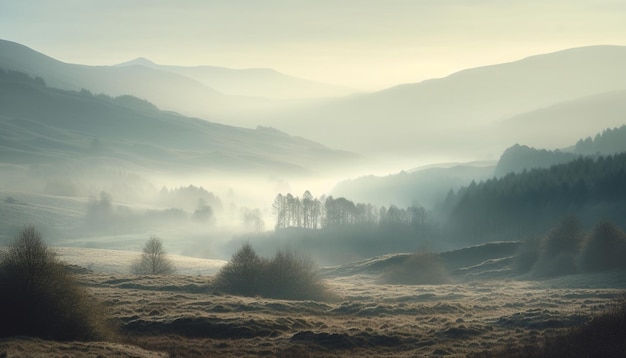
[512,235,541,274]
[378,252,450,285]
[214,243,332,301]
[578,221,626,272]
[0,226,115,341]
[131,236,175,275]
[213,242,262,296]
[262,249,326,300]
[531,215,585,277]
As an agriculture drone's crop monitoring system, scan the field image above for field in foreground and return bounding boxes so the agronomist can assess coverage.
[1,269,625,357]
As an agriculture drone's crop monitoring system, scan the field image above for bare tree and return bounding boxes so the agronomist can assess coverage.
[131,236,175,275]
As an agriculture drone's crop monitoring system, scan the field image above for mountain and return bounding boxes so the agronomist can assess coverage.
[493,145,577,177]
[332,121,626,210]
[495,90,626,150]
[493,123,626,177]
[261,46,626,158]
[0,39,295,124]
[115,57,355,100]
[0,69,357,175]
[0,39,227,111]
[331,162,495,209]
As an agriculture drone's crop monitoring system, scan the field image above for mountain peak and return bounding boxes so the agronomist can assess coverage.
[116,57,156,67]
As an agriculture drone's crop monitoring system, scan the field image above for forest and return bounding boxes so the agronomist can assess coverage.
[443,152,626,244]
[251,150,626,263]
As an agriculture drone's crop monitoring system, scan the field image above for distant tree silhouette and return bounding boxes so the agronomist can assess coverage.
[131,236,175,275]
[241,207,265,232]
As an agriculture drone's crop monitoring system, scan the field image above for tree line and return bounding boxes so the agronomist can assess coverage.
[442,152,626,243]
[272,191,429,232]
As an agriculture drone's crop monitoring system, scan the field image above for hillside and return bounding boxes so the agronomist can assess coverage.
[443,153,626,244]
[494,90,626,150]
[0,39,317,123]
[0,69,357,176]
[494,125,626,177]
[260,46,626,157]
[331,162,495,209]
[574,125,626,155]
[493,145,576,177]
[116,57,355,100]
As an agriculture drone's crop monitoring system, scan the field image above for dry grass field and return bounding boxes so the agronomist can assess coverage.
[2,268,624,357]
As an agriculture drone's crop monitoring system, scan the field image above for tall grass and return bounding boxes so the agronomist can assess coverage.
[469,293,626,358]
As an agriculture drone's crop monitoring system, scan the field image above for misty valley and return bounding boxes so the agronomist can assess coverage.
[1,39,626,357]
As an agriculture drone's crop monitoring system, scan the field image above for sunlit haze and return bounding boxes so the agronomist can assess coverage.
[2,1,625,90]
[2,2,626,356]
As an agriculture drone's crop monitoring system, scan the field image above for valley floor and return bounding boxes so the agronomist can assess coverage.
[2,271,625,357]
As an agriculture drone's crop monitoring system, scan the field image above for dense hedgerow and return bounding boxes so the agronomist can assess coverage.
[0,226,115,341]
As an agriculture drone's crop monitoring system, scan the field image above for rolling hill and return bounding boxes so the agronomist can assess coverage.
[0,69,357,176]
[115,57,354,100]
[260,46,626,158]
[494,90,626,150]
[0,39,351,124]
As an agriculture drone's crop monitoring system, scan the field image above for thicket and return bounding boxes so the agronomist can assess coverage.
[0,226,115,341]
[213,243,333,301]
[513,216,626,277]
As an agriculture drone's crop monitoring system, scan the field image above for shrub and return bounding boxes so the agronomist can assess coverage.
[512,235,541,274]
[378,252,450,285]
[0,226,115,341]
[214,244,332,300]
[131,236,175,275]
[531,215,585,277]
[213,242,262,296]
[578,221,626,272]
[261,249,327,300]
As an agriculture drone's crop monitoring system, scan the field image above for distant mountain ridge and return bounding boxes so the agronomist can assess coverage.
[494,125,626,177]
[0,39,354,126]
[332,124,626,210]
[0,39,225,116]
[115,57,355,99]
[260,45,626,157]
[0,68,357,175]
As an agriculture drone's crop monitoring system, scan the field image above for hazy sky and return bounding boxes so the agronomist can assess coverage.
[1,1,625,90]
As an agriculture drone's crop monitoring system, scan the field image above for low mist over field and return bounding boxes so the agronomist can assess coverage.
[1,1,626,356]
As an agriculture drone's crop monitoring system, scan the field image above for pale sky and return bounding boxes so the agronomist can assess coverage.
[1,0,625,90]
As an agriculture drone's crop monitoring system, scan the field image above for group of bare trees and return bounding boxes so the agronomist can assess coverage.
[272,191,322,229]
[272,191,429,232]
